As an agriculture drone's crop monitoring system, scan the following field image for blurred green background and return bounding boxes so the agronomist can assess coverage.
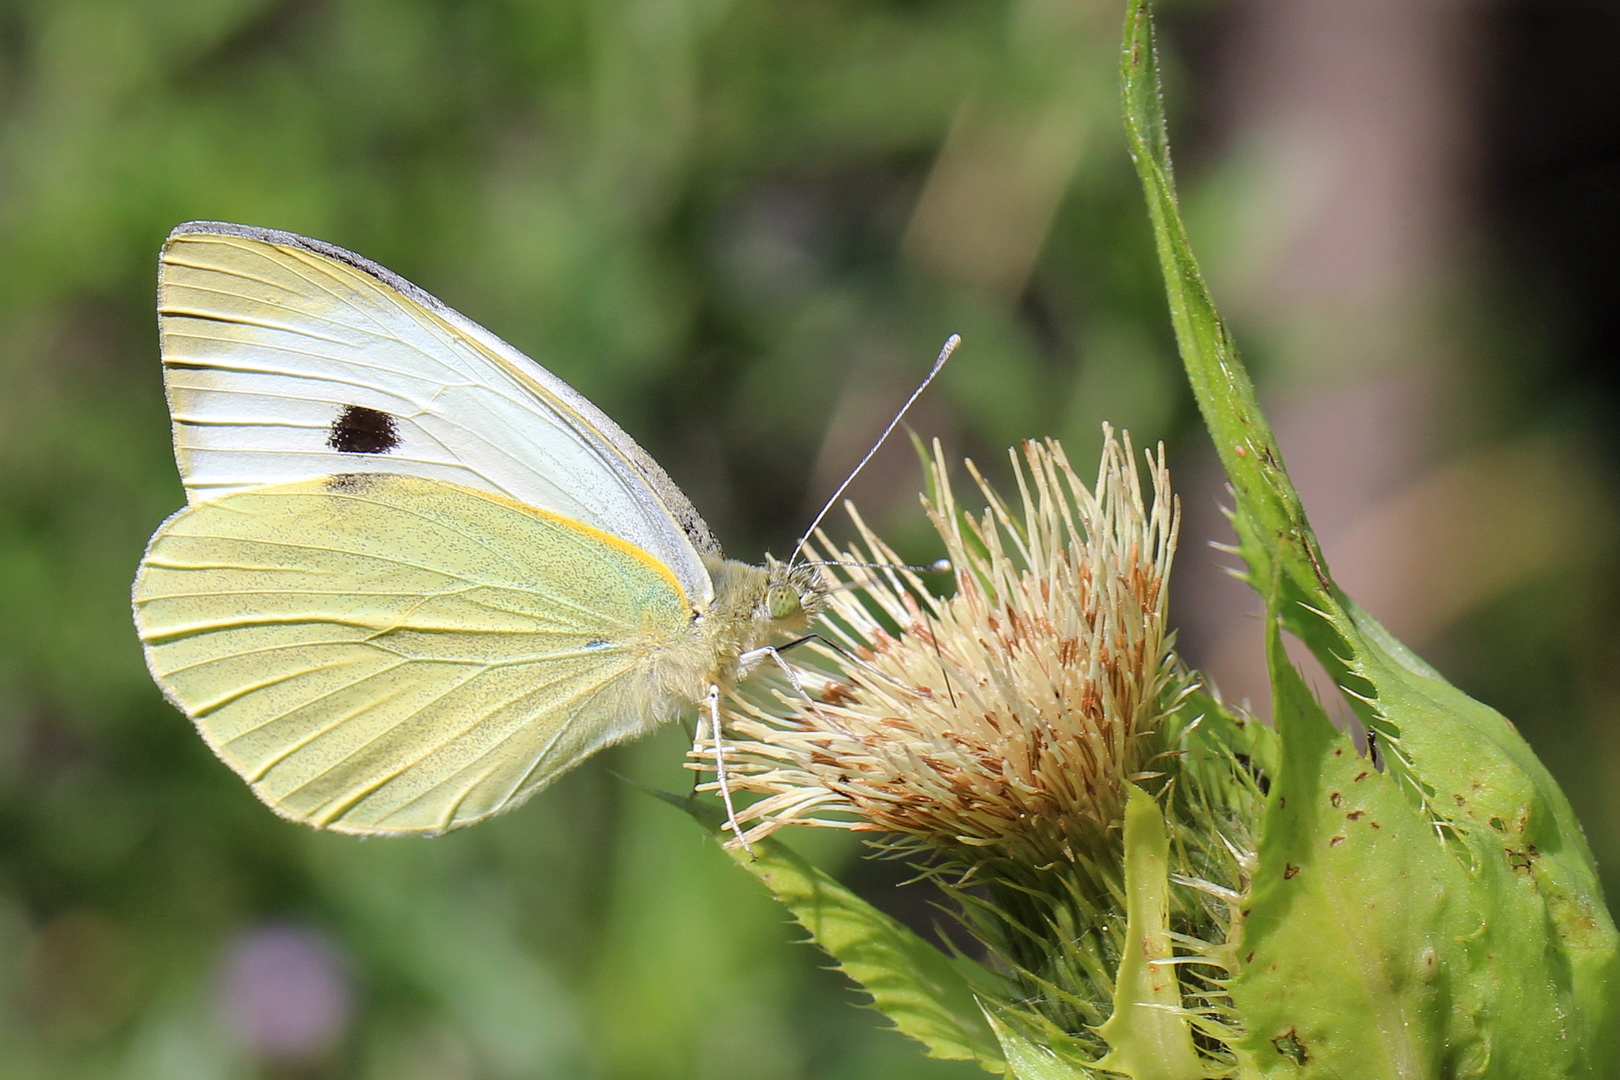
[2,0,1618,1077]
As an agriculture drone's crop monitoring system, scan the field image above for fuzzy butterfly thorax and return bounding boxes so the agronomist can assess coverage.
[685,556,827,689]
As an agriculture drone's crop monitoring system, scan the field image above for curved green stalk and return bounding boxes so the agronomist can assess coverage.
[1121,2,1619,1075]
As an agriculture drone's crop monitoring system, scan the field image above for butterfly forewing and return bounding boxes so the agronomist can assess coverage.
[134,474,694,835]
[159,222,717,607]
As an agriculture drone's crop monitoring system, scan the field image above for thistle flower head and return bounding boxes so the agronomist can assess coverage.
[703,428,1180,868]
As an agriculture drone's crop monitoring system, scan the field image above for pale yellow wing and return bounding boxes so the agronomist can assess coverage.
[132,474,696,836]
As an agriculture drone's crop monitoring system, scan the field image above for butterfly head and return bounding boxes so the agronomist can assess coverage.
[762,555,827,631]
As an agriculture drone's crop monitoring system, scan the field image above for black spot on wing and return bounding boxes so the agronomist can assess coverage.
[328,404,400,454]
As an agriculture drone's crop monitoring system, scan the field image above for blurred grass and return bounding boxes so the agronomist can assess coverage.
[0,0,1616,1077]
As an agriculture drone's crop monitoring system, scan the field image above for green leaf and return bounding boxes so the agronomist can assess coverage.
[1094,785,1204,1080]
[1120,1,1620,1075]
[985,1010,1094,1080]
[1235,588,1489,1076]
[673,794,1006,1072]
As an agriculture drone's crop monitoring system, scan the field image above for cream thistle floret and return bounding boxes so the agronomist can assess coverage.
[697,428,1179,868]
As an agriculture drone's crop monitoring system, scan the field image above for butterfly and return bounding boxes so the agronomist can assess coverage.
[132,222,837,838]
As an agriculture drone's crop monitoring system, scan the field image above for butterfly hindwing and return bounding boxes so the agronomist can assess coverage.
[158,222,718,606]
[133,473,695,835]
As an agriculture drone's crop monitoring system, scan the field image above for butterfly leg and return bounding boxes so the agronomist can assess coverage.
[738,643,854,737]
[751,635,929,703]
[742,640,888,724]
[707,683,756,859]
[738,643,811,699]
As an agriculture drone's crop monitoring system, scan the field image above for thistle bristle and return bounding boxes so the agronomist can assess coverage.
[698,429,1179,867]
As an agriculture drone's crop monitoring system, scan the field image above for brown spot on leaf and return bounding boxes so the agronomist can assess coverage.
[1508,846,1539,873]
[1271,1028,1308,1066]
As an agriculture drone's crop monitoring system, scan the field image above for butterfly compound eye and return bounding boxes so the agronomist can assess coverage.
[766,584,801,620]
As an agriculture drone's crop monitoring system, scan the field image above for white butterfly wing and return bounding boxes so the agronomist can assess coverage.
[158,221,718,606]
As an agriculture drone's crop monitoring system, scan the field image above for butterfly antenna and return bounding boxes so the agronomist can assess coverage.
[789,334,960,566]
[802,558,952,573]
